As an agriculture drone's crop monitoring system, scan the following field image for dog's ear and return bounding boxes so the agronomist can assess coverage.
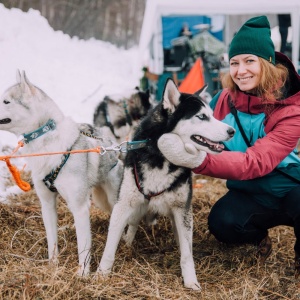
[16,69,21,84]
[194,85,212,104]
[162,78,181,113]
[19,71,35,96]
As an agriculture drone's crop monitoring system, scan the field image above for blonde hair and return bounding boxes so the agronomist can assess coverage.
[221,57,289,103]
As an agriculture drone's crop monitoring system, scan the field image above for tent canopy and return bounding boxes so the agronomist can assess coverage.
[139,0,300,74]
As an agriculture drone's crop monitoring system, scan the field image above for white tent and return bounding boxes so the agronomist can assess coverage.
[139,0,300,74]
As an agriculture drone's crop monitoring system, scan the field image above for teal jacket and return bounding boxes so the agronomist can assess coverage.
[193,52,300,208]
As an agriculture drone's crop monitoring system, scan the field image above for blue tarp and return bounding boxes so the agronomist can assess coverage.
[162,15,223,49]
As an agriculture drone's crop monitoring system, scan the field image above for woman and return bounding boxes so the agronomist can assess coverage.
[158,16,300,277]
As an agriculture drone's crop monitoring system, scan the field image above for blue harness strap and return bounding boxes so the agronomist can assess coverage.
[125,139,149,151]
[43,151,71,192]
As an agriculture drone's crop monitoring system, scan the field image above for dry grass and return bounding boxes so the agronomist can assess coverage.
[0,173,299,299]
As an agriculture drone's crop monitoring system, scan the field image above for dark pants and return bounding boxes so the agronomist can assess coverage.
[208,186,300,254]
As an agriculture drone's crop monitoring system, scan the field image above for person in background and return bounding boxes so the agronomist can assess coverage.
[157,16,300,277]
[278,14,291,54]
[180,22,193,39]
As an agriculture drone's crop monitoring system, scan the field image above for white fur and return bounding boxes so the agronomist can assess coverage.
[0,71,124,276]
[98,165,199,289]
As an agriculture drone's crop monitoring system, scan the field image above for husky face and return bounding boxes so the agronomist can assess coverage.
[0,71,61,136]
[0,71,39,136]
[162,79,234,154]
[0,82,29,135]
[127,89,152,121]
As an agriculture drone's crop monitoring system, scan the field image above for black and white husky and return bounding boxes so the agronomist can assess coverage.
[98,79,235,290]
[93,88,152,142]
[0,71,124,276]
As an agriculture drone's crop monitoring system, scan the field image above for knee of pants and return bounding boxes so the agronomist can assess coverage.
[284,186,300,220]
[208,210,238,243]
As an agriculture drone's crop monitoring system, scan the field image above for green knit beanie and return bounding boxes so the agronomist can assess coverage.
[229,16,275,65]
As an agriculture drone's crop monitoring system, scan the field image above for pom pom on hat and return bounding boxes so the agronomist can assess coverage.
[229,16,275,65]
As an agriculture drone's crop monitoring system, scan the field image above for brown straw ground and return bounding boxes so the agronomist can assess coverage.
[0,172,299,300]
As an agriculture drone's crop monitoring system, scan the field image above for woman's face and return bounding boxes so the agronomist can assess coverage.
[229,54,261,93]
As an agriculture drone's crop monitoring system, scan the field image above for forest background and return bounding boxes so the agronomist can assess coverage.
[1,0,146,49]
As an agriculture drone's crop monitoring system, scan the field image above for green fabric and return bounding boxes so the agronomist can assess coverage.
[229,16,275,65]
[227,167,300,209]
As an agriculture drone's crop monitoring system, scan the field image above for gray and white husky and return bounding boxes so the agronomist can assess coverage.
[98,79,235,290]
[0,71,123,276]
[93,88,153,143]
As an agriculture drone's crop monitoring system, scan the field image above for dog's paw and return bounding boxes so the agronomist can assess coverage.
[184,281,201,291]
[122,225,138,246]
[122,233,134,247]
[77,265,90,277]
[49,256,59,266]
[96,266,111,278]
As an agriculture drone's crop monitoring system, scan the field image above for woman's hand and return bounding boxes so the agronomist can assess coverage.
[158,133,207,169]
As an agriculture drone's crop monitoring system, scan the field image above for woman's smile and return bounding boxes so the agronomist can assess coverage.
[230,54,261,93]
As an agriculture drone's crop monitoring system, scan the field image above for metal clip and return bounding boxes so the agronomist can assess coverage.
[119,141,128,153]
[108,145,119,151]
[18,136,26,144]
[99,146,106,155]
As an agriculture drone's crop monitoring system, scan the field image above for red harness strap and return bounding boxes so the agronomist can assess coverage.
[133,162,166,200]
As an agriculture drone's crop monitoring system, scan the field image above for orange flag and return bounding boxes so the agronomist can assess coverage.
[179,58,205,93]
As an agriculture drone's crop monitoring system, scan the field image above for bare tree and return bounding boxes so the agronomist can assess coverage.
[1,0,146,49]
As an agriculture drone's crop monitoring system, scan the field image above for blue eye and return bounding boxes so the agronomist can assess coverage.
[197,114,208,120]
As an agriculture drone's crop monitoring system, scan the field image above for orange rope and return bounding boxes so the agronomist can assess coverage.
[5,158,31,192]
[0,147,101,160]
[1,142,102,192]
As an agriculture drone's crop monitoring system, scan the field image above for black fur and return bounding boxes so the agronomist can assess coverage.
[93,89,152,137]
[125,88,206,207]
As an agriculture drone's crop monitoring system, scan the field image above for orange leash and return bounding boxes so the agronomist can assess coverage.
[2,141,30,191]
[4,158,31,192]
[0,147,101,160]
[1,141,102,192]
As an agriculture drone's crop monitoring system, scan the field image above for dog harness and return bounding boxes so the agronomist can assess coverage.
[43,151,71,192]
[21,119,72,192]
[100,101,120,139]
[133,162,166,200]
[100,99,134,139]
[130,139,191,201]
[122,100,133,126]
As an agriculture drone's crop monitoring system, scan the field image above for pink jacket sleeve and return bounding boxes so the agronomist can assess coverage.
[192,105,300,180]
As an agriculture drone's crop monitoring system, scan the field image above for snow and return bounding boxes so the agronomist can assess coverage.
[0,4,141,199]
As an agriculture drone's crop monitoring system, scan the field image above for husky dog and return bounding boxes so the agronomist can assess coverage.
[93,88,152,143]
[98,79,235,290]
[0,71,123,276]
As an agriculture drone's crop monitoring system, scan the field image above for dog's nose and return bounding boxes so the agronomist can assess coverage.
[227,128,235,137]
